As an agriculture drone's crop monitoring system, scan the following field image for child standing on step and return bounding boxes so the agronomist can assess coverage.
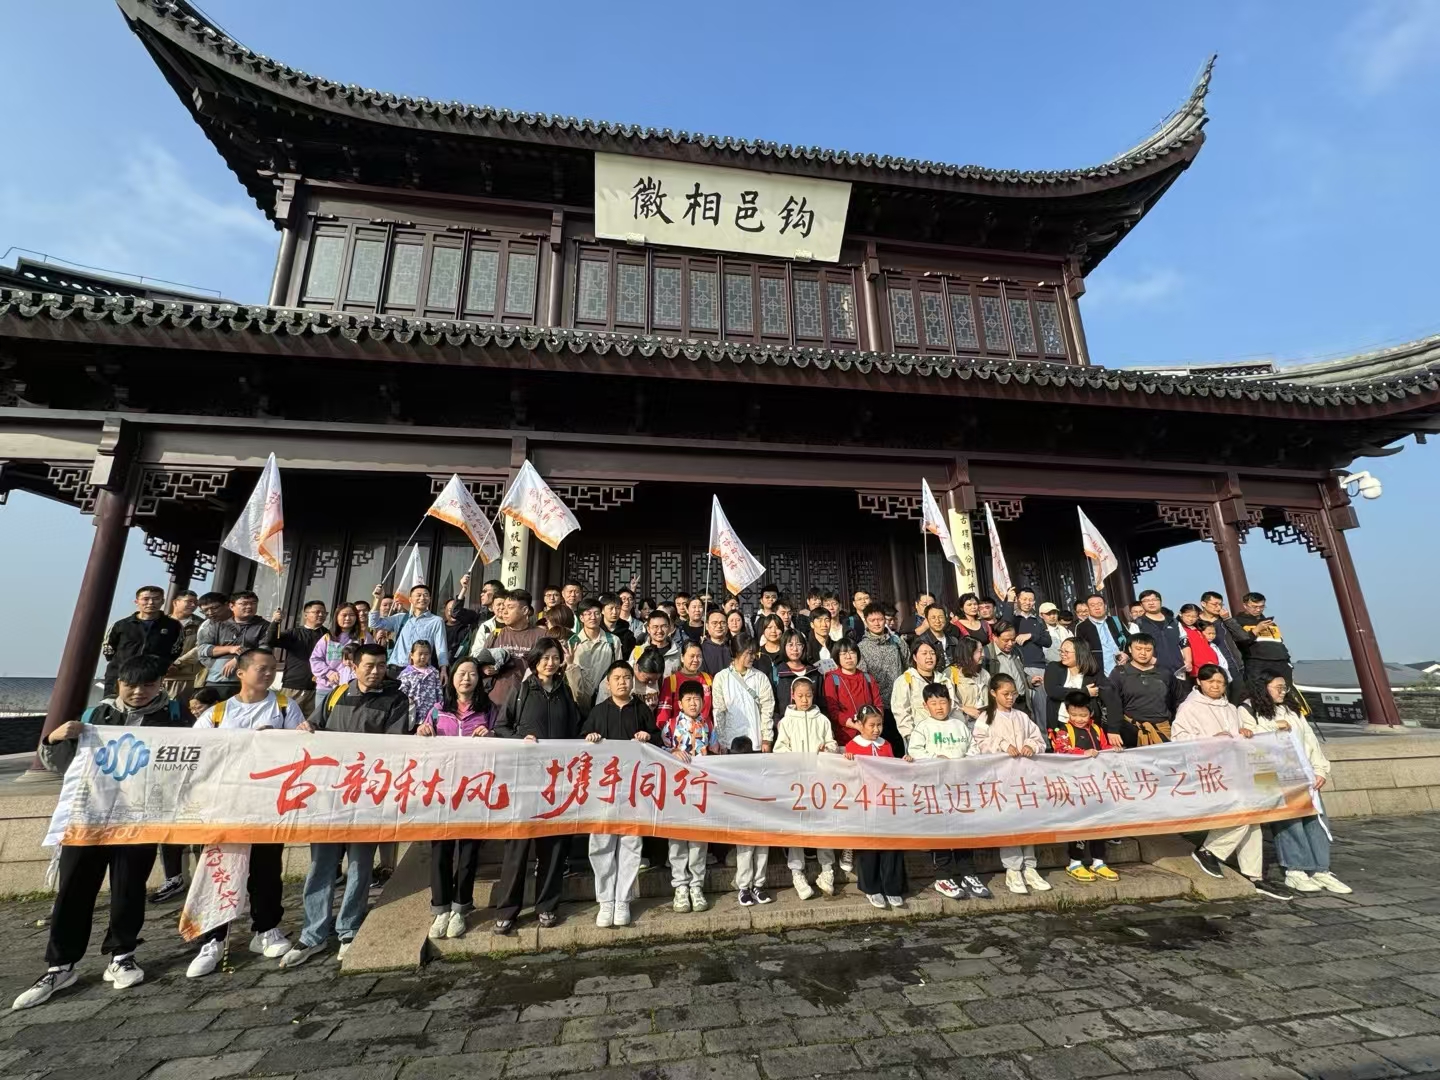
[1049,691,1120,883]
[972,674,1052,896]
[773,676,840,900]
[844,706,908,909]
[729,736,775,907]
[663,681,717,915]
[398,639,443,731]
[907,684,992,902]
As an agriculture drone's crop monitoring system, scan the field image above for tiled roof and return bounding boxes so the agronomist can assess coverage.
[120,0,1212,190]
[1250,331,1440,388]
[6,289,1439,414]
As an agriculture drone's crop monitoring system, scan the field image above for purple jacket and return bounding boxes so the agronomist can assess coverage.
[429,700,495,737]
[309,631,367,690]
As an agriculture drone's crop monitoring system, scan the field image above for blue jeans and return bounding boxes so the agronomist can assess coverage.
[300,842,376,947]
[1273,815,1329,873]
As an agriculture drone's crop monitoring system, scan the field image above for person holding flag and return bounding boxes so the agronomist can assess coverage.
[1078,507,1119,591]
[919,479,961,598]
[707,496,766,599]
[368,546,448,680]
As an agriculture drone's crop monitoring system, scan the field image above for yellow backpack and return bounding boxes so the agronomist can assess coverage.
[209,692,291,727]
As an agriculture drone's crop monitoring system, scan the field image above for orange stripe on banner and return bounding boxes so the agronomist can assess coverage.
[61,789,1316,851]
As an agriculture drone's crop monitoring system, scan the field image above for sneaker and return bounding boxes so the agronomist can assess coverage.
[1192,848,1225,879]
[816,866,836,896]
[249,928,291,959]
[278,941,326,969]
[538,911,560,929]
[614,902,631,926]
[1285,870,1323,893]
[1310,871,1352,895]
[148,876,186,904]
[1005,870,1027,894]
[103,954,144,990]
[338,939,353,960]
[738,889,756,907]
[428,914,449,940]
[596,902,615,928]
[689,886,709,912]
[886,895,905,909]
[672,886,691,913]
[792,871,816,901]
[1066,863,1097,883]
[493,919,515,936]
[446,911,467,938]
[1251,878,1295,901]
[639,857,653,871]
[706,852,721,866]
[752,888,774,905]
[933,878,963,899]
[12,966,77,1010]
[961,875,993,900]
[1092,863,1119,882]
[187,939,223,979]
[840,850,855,873]
[1023,868,1052,893]
[866,893,887,909]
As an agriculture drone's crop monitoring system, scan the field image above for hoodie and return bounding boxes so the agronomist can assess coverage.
[1171,688,1244,741]
[712,665,777,750]
[971,708,1046,756]
[890,666,968,741]
[906,712,973,761]
[773,705,839,755]
[309,630,369,691]
[429,699,495,738]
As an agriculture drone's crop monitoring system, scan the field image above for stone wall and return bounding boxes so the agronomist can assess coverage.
[1322,732,1440,817]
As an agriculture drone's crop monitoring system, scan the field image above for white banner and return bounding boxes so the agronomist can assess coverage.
[708,496,766,596]
[48,728,1314,853]
[428,474,501,566]
[922,479,960,567]
[594,152,851,263]
[1079,507,1119,590]
[986,503,1013,596]
[221,452,284,573]
[178,844,250,941]
[393,544,425,606]
[498,461,580,551]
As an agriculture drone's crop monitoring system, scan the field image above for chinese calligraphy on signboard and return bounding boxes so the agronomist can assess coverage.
[594,152,852,263]
[948,508,978,596]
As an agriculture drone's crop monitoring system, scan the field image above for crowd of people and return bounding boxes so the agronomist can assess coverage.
[14,573,1343,1010]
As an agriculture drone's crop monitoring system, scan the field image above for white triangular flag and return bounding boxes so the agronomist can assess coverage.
[920,479,960,567]
[393,544,426,606]
[985,503,1013,596]
[1078,507,1118,589]
[428,474,501,565]
[221,453,284,572]
[178,844,251,942]
[497,461,580,550]
[708,496,766,595]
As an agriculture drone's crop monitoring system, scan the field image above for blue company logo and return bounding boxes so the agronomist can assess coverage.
[94,733,150,782]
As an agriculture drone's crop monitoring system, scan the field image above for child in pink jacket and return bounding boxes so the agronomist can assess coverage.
[971,674,1053,896]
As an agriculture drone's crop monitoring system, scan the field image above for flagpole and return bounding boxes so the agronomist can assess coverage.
[922,530,930,598]
[704,552,713,605]
[378,516,430,590]
[464,508,507,576]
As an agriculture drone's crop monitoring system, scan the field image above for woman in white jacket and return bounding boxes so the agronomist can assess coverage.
[971,675,1051,896]
[1241,674,1350,895]
[773,676,839,900]
[1172,666,1288,899]
[711,636,776,752]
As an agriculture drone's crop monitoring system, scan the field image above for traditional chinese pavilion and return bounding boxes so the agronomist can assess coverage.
[5,0,1439,737]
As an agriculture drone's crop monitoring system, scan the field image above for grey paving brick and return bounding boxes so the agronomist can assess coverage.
[106,1009,222,1038]
[517,995,609,1021]
[1189,1059,1306,1080]
[922,1057,1030,1080]
[561,1012,653,1042]
[791,1012,885,1044]
[651,1003,742,1031]
[328,1012,430,1040]
[138,1031,241,1060]
[961,996,1052,1027]
[701,1022,797,1054]
[1107,1004,1203,1033]
[902,980,987,1006]
[853,1032,953,1065]
[1362,1033,1440,1072]
[608,1029,702,1064]
[1188,1024,1297,1059]
[1271,1016,1369,1047]
[1014,1043,1123,1080]
[1102,1033,1217,1071]
[503,1041,607,1077]
[1346,1004,1440,1038]
[574,973,652,995]
[943,1022,1044,1056]
[878,1003,971,1034]
[461,1020,562,1052]
[1279,1042,1408,1079]
[1025,1011,1127,1047]
[394,1053,506,1080]
[146,1051,268,1080]
[759,1042,861,1077]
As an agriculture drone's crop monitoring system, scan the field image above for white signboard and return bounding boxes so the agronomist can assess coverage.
[594,152,851,263]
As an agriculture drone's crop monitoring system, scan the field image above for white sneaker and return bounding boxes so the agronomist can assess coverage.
[816,866,836,896]
[187,939,224,979]
[249,928,291,959]
[428,914,450,940]
[596,902,615,928]
[689,886,709,912]
[1023,868,1052,893]
[104,955,144,990]
[672,886,691,913]
[886,895,904,909]
[614,902,631,927]
[12,966,77,1010]
[1310,871,1353,895]
[337,940,352,961]
[840,850,855,872]
[1005,870,1027,894]
[866,893,887,909]
[1285,870,1323,893]
[279,941,326,969]
[445,911,466,939]
[792,871,816,901]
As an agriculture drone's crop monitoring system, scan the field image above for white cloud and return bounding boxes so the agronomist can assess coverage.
[1081,266,1183,311]
[0,142,274,302]
[1345,0,1440,95]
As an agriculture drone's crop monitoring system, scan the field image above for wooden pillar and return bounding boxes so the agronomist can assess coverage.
[546,211,565,328]
[1211,499,1251,610]
[1320,507,1400,727]
[168,545,197,599]
[41,485,132,741]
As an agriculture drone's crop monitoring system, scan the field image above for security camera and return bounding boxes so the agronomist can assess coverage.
[1338,471,1383,500]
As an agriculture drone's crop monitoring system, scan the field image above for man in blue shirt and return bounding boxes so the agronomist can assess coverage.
[368,582,449,675]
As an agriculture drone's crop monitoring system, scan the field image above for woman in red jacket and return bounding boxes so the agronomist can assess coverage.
[819,640,883,748]
[1178,604,1220,678]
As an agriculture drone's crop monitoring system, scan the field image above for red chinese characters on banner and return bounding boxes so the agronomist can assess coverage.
[203,845,241,917]
[249,749,340,816]
[249,750,511,818]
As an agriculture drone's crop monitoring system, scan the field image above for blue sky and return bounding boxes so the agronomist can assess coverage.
[2,0,1437,675]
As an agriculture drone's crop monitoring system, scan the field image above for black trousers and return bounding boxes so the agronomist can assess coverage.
[856,850,907,896]
[46,843,157,966]
[931,848,976,878]
[200,842,284,942]
[160,843,203,881]
[430,839,481,912]
[1070,839,1108,866]
[495,836,566,921]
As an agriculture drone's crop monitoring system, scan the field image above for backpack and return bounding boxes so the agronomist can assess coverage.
[210,692,290,727]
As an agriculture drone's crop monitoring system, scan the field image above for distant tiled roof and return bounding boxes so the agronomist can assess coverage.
[6,289,1440,417]
[1250,332,1440,388]
[1293,661,1433,691]
[119,0,1212,190]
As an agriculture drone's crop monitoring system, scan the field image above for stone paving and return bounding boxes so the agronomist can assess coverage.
[2,814,1440,1079]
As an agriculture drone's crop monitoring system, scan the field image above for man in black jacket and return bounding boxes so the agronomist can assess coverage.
[1107,633,1180,746]
[1230,592,1294,685]
[1134,590,1191,681]
[1000,587,1052,688]
[1073,594,1130,676]
[914,603,963,670]
[281,645,408,969]
[102,585,184,696]
[15,656,187,1009]
[266,600,328,716]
